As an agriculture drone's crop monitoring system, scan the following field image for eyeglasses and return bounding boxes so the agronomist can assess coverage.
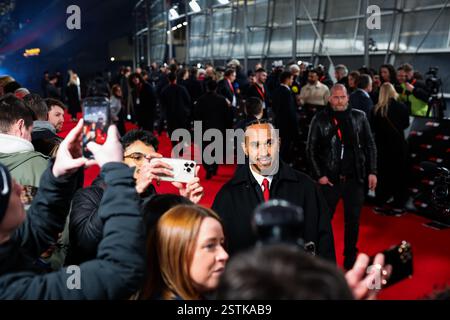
[124,152,149,164]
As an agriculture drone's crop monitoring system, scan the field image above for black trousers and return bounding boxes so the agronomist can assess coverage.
[320,177,365,268]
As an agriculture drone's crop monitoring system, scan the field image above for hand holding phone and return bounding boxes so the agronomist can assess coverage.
[82,97,111,159]
[149,158,197,183]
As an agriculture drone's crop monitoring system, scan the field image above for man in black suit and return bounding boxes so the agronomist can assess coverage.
[212,120,335,261]
[159,72,191,140]
[246,68,271,117]
[195,80,232,179]
[349,74,374,121]
[218,69,237,108]
[272,71,300,164]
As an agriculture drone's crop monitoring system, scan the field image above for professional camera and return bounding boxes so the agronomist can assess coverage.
[252,199,316,254]
[424,67,446,118]
[425,67,442,95]
[417,162,450,224]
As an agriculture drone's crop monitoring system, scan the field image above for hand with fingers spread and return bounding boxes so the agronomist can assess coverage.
[345,253,390,300]
[52,119,87,178]
[172,166,204,204]
[86,125,123,168]
[135,153,174,194]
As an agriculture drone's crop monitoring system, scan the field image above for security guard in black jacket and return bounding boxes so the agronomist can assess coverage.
[307,84,377,269]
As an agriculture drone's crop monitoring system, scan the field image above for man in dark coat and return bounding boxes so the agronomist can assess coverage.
[306,84,377,269]
[218,69,238,108]
[0,122,146,299]
[129,73,157,133]
[159,72,191,139]
[349,74,374,121]
[272,71,300,165]
[195,80,232,179]
[246,68,271,117]
[212,120,335,262]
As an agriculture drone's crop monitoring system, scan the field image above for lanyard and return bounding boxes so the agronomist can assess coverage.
[333,118,344,160]
[254,83,265,100]
[227,79,235,94]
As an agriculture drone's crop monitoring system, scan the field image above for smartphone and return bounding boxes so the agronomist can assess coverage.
[150,158,197,183]
[370,241,413,288]
[82,97,111,159]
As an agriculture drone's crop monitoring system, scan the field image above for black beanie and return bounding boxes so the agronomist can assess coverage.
[0,163,12,224]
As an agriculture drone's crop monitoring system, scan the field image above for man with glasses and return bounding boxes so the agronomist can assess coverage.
[66,129,204,265]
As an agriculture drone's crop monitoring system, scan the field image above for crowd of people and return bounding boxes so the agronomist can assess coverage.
[0,56,445,300]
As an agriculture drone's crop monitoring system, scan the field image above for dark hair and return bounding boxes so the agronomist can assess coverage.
[121,129,159,151]
[0,94,34,133]
[23,94,48,120]
[401,63,413,73]
[167,72,177,83]
[190,67,198,77]
[141,194,193,233]
[45,98,66,111]
[49,74,58,81]
[216,244,353,299]
[379,64,397,84]
[224,68,236,78]
[128,72,144,87]
[205,79,218,92]
[245,97,263,117]
[255,68,266,74]
[3,81,22,94]
[280,71,293,83]
[357,74,372,90]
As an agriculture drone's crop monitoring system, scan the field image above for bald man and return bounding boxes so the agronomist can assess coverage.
[212,120,335,261]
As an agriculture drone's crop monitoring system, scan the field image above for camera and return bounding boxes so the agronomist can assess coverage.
[252,199,316,254]
[425,66,442,95]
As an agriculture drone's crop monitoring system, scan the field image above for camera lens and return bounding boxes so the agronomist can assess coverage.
[184,163,189,167]
[186,168,191,173]
[190,163,195,168]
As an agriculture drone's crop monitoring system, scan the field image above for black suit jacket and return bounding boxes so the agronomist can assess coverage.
[194,92,232,132]
[349,89,374,121]
[217,79,236,105]
[272,85,299,136]
[246,83,271,109]
[212,161,336,262]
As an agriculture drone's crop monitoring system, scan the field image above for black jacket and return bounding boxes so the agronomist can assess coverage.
[183,76,204,104]
[0,162,145,299]
[349,89,374,121]
[217,79,236,105]
[246,83,271,109]
[272,85,299,137]
[306,106,377,184]
[212,161,336,262]
[160,83,191,132]
[66,175,155,266]
[31,129,62,157]
[194,92,232,132]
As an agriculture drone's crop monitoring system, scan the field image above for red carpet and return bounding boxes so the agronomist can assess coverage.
[59,114,450,300]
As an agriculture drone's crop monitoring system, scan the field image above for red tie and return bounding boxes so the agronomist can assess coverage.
[262,178,270,202]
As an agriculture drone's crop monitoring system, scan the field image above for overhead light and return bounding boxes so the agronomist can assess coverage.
[169,7,179,20]
[183,21,188,26]
[167,30,171,34]
[172,26,177,31]
[189,0,201,13]
[110,57,115,62]
[218,0,230,4]
[177,23,182,28]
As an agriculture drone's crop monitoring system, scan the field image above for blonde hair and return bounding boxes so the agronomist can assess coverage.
[374,82,398,117]
[141,205,223,300]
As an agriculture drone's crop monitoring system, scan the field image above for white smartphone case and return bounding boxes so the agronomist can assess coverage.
[150,158,197,183]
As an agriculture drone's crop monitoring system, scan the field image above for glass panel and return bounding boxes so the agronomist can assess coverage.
[404,0,448,9]
[296,23,317,54]
[326,0,361,19]
[268,27,293,56]
[399,9,450,51]
[322,20,357,53]
[354,14,394,53]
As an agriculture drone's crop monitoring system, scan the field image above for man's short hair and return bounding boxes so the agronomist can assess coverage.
[245,97,263,117]
[3,81,22,94]
[44,98,66,111]
[357,74,372,90]
[206,79,218,92]
[280,71,293,83]
[167,72,177,82]
[255,68,266,74]
[216,244,353,300]
[330,83,348,95]
[335,64,348,75]
[289,64,300,73]
[224,68,236,78]
[121,129,159,152]
[0,93,34,133]
[23,94,48,121]
[401,63,413,73]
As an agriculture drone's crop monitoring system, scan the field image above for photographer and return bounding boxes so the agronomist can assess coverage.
[397,64,430,117]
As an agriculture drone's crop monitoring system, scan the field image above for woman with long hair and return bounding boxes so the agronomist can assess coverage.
[379,64,398,85]
[372,83,410,215]
[141,205,229,300]
[66,71,81,121]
